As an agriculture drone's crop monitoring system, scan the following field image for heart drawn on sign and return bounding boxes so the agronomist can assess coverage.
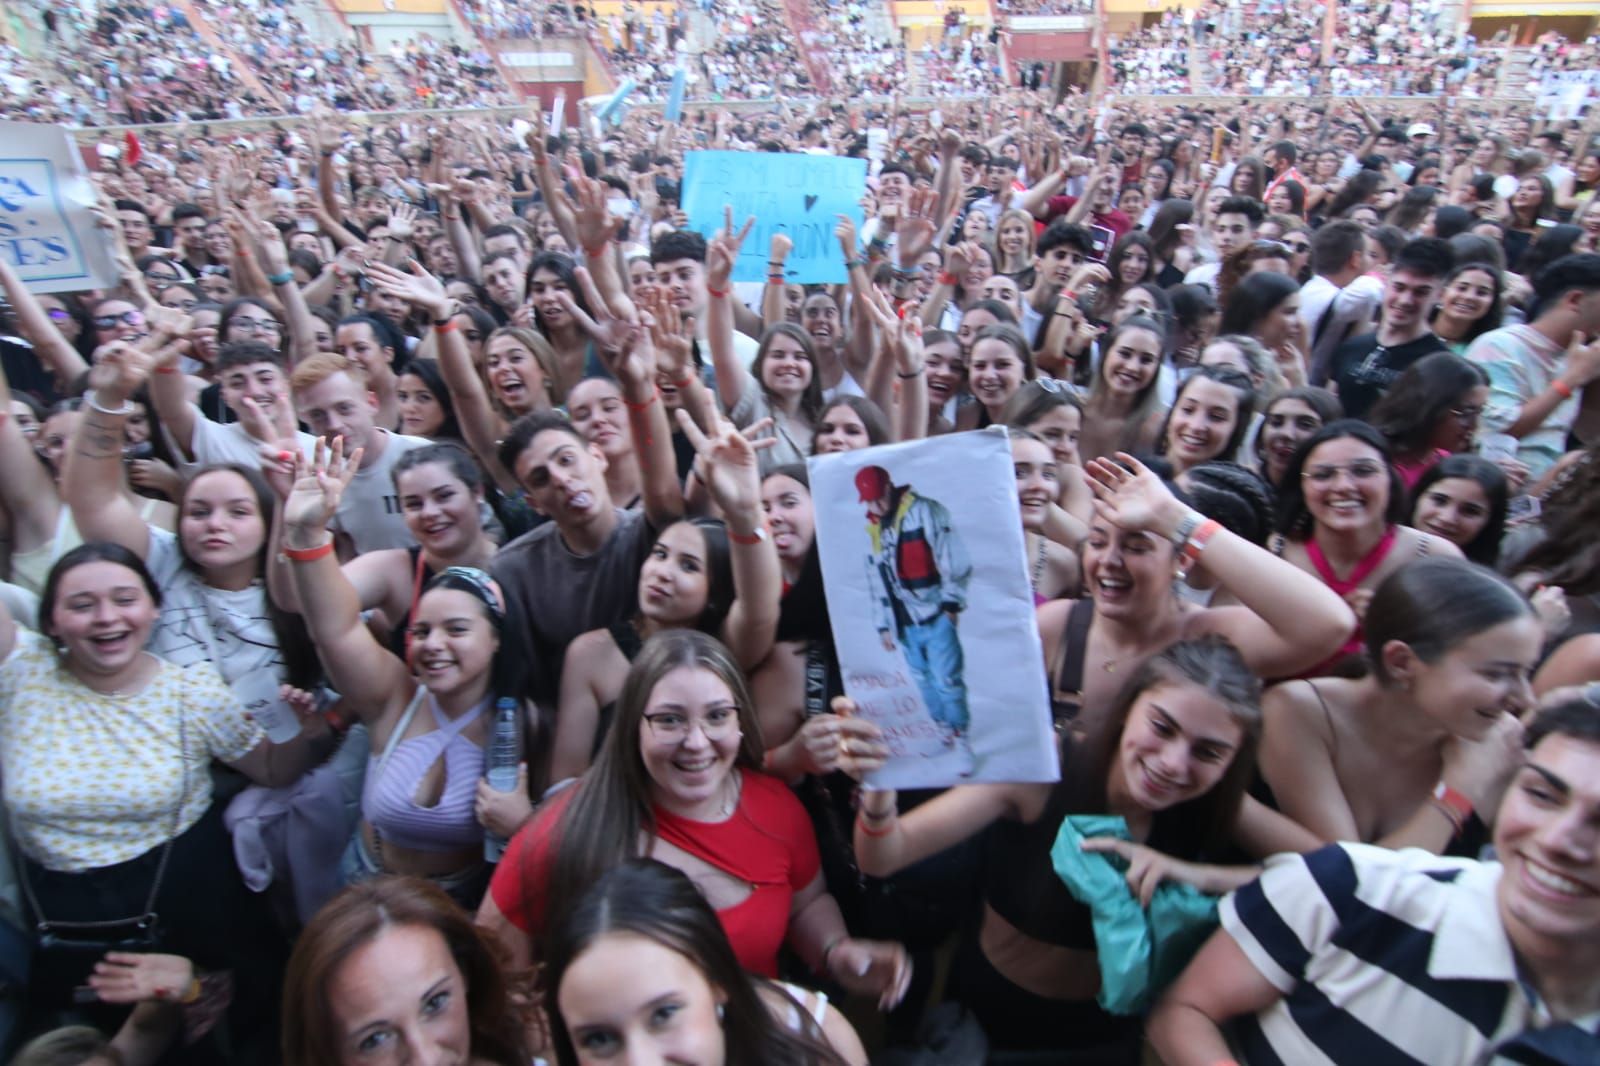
[803,194,819,212]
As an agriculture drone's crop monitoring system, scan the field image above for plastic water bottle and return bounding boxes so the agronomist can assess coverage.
[483,697,521,863]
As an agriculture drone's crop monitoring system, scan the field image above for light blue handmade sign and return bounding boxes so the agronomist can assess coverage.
[0,121,116,292]
[682,150,866,283]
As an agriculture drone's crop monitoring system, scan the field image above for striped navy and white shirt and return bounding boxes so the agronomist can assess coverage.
[1221,842,1600,1065]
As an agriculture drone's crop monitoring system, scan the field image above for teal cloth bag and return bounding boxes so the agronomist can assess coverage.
[1049,815,1220,1014]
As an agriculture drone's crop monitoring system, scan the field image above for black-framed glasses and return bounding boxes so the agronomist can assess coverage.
[93,310,145,330]
[1284,239,1311,252]
[1450,404,1484,422]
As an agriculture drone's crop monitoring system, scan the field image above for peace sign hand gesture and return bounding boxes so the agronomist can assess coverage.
[706,206,755,290]
[675,407,762,530]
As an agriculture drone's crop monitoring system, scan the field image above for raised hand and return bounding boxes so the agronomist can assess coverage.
[561,265,643,378]
[1084,453,1187,538]
[387,202,417,242]
[706,206,755,290]
[87,341,154,404]
[365,258,450,319]
[834,213,857,258]
[674,407,762,524]
[571,173,625,253]
[282,436,363,544]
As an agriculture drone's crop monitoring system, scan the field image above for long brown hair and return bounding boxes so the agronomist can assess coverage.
[1076,636,1263,854]
[540,630,767,944]
[282,877,530,1065]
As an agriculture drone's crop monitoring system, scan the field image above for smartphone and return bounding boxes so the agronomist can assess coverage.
[1087,224,1115,263]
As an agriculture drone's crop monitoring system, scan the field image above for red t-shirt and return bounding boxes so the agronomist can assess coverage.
[488,771,820,977]
[1041,195,1133,243]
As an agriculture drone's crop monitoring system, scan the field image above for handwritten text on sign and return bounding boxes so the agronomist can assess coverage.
[682,151,866,284]
[0,121,116,292]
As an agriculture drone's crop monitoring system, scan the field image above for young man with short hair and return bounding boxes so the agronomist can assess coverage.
[1298,220,1385,385]
[1467,253,1600,475]
[490,328,686,713]
[289,352,429,553]
[1021,221,1099,340]
[1150,699,1600,1065]
[1328,237,1453,418]
[152,341,317,471]
[651,229,759,366]
[1185,196,1264,292]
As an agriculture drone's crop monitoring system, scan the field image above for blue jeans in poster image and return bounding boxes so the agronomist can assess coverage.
[900,613,970,735]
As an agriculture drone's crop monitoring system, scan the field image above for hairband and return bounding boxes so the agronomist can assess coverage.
[433,566,506,623]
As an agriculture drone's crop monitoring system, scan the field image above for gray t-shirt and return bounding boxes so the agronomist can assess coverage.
[491,507,655,707]
[171,413,317,473]
[328,430,432,553]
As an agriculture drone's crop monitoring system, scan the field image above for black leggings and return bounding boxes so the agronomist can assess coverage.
[21,802,285,1064]
[948,934,1142,1062]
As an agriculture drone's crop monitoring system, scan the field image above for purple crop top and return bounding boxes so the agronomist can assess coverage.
[362,690,488,853]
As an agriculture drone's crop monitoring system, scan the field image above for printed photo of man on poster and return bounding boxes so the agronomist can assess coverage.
[855,463,976,774]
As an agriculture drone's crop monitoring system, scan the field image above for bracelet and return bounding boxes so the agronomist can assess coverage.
[1170,509,1204,550]
[266,269,294,286]
[845,257,867,270]
[623,390,659,412]
[87,392,135,417]
[767,275,787,285]
[234,247,251,258]
[1552,378,1574,399]
[583,242,609,259]
[282,539,335,563]
[154,364,181,375]
[434,319,458,334]
[1177,518,1221,573]
[897,367,923,379]
[442,211,461,221]
[729,526,767,545]
[857,811,896,837]
[938,271,959,286]
[1432,781,1474,827]
[177,976,204,1005]
[707,285,729,299]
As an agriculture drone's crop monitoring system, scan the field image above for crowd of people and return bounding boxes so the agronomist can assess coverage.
[6,3,1600,1064]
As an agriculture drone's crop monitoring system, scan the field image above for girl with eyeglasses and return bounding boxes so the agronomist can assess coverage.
[478,630,911,1026]
[1367,352,1491,488]
[550,412,780,784]
[1266,420,1463,676]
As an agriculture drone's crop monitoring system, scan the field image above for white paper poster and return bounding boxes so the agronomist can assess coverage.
[0,120,117,293]
[810,428,1059,790]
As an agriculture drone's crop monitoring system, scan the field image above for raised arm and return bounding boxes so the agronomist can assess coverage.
[705,211,755,413]
[677,408,781,669]
[566,267,682,529]
[62,342,162,559]
[280,438,409,720]
[365,259,517,493]
[762,234,794,329]
[252,217,319,366]
[0,256,89,388]
[0,340,62,547]
[1086,455,1355,678]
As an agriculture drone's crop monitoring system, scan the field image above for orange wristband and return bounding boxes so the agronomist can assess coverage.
[282,540,335,562]
[1552,378,1574,399]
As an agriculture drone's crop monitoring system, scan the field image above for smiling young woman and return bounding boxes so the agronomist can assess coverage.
[1261,559,1539,856]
